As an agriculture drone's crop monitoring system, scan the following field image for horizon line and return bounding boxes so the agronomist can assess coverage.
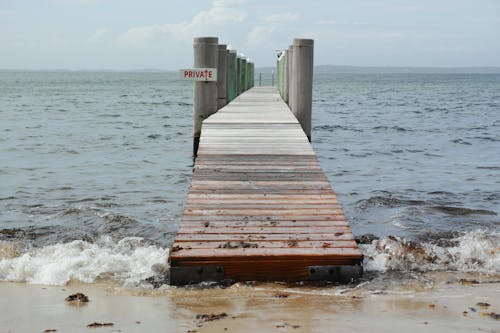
[1,65,500,72]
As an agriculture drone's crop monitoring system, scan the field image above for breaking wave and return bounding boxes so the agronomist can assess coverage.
[0,231,498,287]
[0,236,168,286]
[361,230,499,273]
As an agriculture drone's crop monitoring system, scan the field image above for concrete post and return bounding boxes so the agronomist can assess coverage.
[276,60,279,92]
[277,56,281,96]
[193,36,218,155]
[235,56,241,97]
[287,45,293,108]
[279,54,285,97]
[227,50,237,102]
[283,50,289,103]
[241,57,247,93]
[291,38,314,141]
[246,60,251,90]
[225,50,230,103]
[216,44,227,109]
[250,62,254,87]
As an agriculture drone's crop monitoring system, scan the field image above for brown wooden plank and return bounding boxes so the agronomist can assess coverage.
[170,240,359,250]
[182,214,345,221]
[180,220,348,227]
[170,247,363,260]
[177,226,352,235]
[186,200,340,206]
[186,193,338,200]
[185,204,342,210]
[173,232,356,242]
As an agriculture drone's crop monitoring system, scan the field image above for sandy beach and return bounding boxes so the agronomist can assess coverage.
[1,272,498,333]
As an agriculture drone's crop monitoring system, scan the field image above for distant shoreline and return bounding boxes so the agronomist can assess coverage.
[261,65,500,74]
[1,66,500,74]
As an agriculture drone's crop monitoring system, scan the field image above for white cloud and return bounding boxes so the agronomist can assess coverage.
[213,0,246,6]
[0,9,15,17]
[116,26,158,46]
[50,0,98,4]
[244,12,298,47]
[88,28,107,44]
[246,25,275,45]
[265,12,299,24]
[116,0,246,47]
[317,19,337,25]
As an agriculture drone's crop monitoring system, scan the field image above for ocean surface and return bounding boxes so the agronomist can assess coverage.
[0,70,498,286]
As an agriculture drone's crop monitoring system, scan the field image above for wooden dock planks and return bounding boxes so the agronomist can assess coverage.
[169,87,363,285]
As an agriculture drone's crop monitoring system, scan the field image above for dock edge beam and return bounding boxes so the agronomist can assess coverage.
[169,263,363,286]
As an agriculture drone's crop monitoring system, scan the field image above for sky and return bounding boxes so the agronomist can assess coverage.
[1,0,499,70]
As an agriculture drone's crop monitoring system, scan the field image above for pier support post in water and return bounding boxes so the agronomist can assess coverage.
[291,38,314,141]
[217,44,227,110]
[193,36,218,155]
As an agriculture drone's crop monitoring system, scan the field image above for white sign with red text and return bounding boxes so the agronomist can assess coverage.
[180,68,217,81]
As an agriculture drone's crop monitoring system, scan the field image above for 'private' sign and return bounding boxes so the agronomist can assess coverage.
[180,68,217,81]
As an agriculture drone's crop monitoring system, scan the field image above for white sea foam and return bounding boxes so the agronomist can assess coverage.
[0,236,169,286]
[361,230,499,273]
[1,231,498,287]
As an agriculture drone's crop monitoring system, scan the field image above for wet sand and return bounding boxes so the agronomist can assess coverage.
[0,274,499,333]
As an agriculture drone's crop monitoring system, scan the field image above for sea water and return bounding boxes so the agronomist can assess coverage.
[0,70,498,286]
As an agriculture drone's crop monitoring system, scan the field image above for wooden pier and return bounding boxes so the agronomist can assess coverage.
[169,87,363,285]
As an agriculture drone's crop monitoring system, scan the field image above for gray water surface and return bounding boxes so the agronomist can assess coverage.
[1,71,499,248]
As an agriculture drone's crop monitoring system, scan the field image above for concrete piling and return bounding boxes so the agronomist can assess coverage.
[250,62,254,88]
[227,49,237,102]
[283,50,289,104]
[287,45,294,109]
[245,60,250,91]
[216,44,227,109]
[193,36,218,155]
[291,38,314,141]
[235,56,241,97]
[241,57,247,94]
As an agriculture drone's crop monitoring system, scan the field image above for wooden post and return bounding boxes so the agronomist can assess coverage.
[217,44,227,109]
[193,36,218,155]
[291,38,313,141]
[259,72,262,86]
